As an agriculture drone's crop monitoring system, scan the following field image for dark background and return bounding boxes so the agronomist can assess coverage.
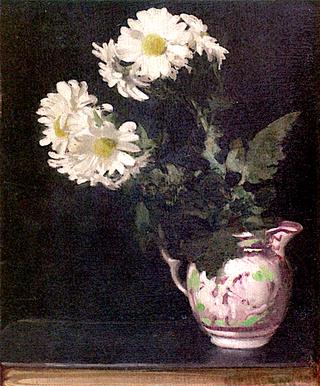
[1,0,319,340]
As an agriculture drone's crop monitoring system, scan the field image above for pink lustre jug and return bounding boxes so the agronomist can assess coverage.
[161,221,303,349]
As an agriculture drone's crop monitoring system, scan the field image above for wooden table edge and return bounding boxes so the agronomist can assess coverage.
[1,363,319,385]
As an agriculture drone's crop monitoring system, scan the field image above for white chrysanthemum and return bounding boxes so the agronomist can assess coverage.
[180,14,228,69]
[92,40,151,101]
[90,153,150,190]
[36,80,97,153]
[116,7,192,81]
[47,120,148,189]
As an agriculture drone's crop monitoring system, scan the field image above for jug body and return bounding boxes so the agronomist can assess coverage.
[186,252,292,349]
[161,221,302,349]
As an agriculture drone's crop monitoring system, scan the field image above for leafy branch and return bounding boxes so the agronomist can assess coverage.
[191,99,226,177]
[226,112,301,184]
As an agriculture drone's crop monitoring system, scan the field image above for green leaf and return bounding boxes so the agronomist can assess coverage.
[196,303,206,312]
[190,229,239,279]
[215,319,225,327]
[207,95,232,111]
[93,110,103,127]
[229,186,265,227]
[137,124,156,152]
[188,270,200,290]
[226,138,246,174]
[244,112,300,184]
[182,209,211,220]
[240,315,261,327]
[135,202,150,232]
[149,168,166,187]
[191,98,226,177]
[166,164,185,185]
[135,201,152,252]
[202,124,226,177]
[201,317,212,326]
[232,185,253,200]
[104,112,118,125]
[245,216,265,228]
[145,164,186,205]
[251,206,264,215]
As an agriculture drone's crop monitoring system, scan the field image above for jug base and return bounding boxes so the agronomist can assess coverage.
[210,333,272,349]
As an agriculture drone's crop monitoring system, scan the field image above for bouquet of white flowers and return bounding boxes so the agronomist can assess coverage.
[36,7,300,276]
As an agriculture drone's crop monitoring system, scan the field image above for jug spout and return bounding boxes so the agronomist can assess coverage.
[266,221,303,258]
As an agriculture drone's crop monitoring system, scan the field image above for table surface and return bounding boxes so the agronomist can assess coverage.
[0,306,317,369]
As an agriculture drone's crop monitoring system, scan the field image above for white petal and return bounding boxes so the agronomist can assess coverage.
[120,26,143,40]
[167,44,191,58]
[180,14,206,33]
[107,163,119,176]
[56,140,70,154]
[92,42,104,60]
[99,122,117,138]
[159,56,171,77]
[117,35,142,62]
[117,142,141,153]
[96,158,111,175]
[118,132,139,142]
[166,22,188,41]
[127,18,144,32]
[128,86,149,101]
[117,151,135,166]
[115,162,125,175]
[107,76,120,88]
[141,56,161,80]
[48,151,64,159]
[56,81,72,100]
[118,121,137,133]
[39,137,51,146]
[76,177,88,184]
[69,80,80,93]
[36,107,50,115]
[38,116,52,124]
[102,103,113,112]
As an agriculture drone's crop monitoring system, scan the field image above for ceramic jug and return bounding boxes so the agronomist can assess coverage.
[160,221,303,349]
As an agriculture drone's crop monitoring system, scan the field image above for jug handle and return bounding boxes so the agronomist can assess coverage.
[158,226,188,297]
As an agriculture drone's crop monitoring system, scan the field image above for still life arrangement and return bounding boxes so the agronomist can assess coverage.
[36,7,302,349]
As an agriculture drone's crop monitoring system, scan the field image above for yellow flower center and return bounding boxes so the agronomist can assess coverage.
[142,34,166,56]
[93,137,116,159]
[54,117,68,138]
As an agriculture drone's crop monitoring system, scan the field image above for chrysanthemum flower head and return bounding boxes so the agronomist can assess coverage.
[181,13,228,69]
[92,40,151,101]
[36,80,97,153]
[46,113,149,189]
[116,7,193,81]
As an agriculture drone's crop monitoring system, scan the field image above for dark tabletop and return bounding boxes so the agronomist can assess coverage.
[0,305,316,369]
